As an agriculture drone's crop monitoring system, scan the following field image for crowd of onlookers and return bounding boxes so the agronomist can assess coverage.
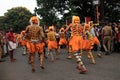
[94,22,120,53]
[0,21,120,63]
[0,30,9,62]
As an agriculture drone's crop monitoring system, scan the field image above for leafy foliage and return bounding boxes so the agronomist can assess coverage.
[103,0,120,22]
[36,0,96,26]
[36,0,120,26]
[0,0,119,32]
[0,7,33,32]
[35,0,71,27]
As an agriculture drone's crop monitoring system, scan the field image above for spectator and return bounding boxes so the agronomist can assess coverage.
[102,22,112,55]
[116,24,120,52]
[0,30,5,62]
[6,28,17,62]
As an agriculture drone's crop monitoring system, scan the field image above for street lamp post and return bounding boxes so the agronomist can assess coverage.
[93,0,100,24]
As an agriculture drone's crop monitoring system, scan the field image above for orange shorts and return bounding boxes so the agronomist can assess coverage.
[37,42,45,53]
[93,37,100,45]
[21,40,27,46]
[82,37,100,50]
[48,40,58,50]
[26,42,45,53]
[59,38,67,45]
[69,36,83,52]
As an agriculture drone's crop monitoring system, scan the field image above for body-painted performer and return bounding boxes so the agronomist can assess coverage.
[58,26,68,51]
[65,16,87,74]
[25,16,45,72]
[89,21,102,57]
[47,26,59,62]
[17,33,22,47]
[19,30,28,55]
[81,23,96,64]
[81,22,101,64]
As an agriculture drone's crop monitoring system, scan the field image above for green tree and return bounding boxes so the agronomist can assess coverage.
[1,7,33,32]
[35,0,120,27]
[35,0,69,27]
[0,16,6,30]
[103,0,120,22]
[36,0,95,25]
[69,0,94,22]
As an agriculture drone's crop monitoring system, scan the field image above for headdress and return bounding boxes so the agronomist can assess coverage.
[20,30,25,35]
[49,26,54,31]
[60,27,64,32]
[29,16,39,25]
[72,16,80,23]
[85,23,90,30]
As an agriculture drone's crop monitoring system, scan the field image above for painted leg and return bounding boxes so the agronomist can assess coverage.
[22,46,27,55]
[80,49,83,57]
[58,45,60,54]
[88,50,96,64]
[55,49,60,60]
[39,52,44,69]
[66,44,69,52]
[46,48,50,56]
[74,52,87,74]
[49,51,54,62]
[30,54,35,72]
[28,53,32,64]
[87,50,91,59]
[67,46,72,59]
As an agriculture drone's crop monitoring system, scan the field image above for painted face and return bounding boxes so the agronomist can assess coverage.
[74,16,80,23]
[49,26,54,31]
[32,19,38,24]
[85,24,90,30]
[30,16,39,25]
[74,19,80,23]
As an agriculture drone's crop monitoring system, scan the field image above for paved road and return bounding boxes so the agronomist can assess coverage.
[0,47,120,80]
